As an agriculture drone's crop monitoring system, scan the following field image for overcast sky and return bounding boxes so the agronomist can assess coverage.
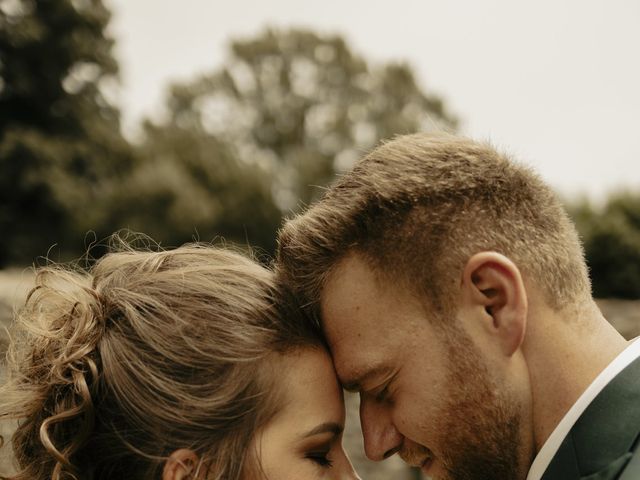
[105,0,640,201]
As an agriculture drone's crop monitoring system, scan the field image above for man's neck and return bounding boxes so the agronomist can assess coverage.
[524,300,629,452]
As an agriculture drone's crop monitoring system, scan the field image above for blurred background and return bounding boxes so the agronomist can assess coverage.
[1,0,639,478]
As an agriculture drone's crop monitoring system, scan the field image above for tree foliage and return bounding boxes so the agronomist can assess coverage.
[111,123,282,252]
[1,2,638,300]
[110,28,459,253]
[568,192,640,299]
[142,28,458,214]
[0,0,131,265]
[1,12,459,263]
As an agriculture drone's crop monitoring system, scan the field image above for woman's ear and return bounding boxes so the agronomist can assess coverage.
[461,251,528,357]
[163,449,200,480]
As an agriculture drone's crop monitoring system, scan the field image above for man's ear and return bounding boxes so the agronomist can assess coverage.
[163,449,200,480]
[461,252,528,357]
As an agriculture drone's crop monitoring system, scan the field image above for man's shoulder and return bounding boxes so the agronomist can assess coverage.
[617,446,640,480]
[543,354,640,479]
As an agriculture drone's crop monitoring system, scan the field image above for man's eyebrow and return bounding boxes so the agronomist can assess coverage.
[342,365,390,393]
[302,422,343,438]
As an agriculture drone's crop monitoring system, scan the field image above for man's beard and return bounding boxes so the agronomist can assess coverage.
[434,330,525,480]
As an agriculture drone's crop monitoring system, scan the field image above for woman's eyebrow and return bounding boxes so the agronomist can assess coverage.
[302,422,343,438]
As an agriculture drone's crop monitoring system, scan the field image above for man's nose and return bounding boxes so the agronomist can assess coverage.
[359,394,403,461]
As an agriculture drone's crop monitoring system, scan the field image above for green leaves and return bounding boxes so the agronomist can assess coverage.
[0,0,131,265]
[134,27,457,253]
[0,19,457,264]
[568,192,640,299]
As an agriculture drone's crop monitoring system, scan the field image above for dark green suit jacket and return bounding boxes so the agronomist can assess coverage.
[541,355,640,480]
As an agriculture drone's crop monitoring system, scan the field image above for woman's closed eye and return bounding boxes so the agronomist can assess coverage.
[299,421,343,469]
[305,449,334,468]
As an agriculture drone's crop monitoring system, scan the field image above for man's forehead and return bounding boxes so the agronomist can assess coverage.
[319,291,378,357]
[319,304,392,390]
[319,256,382,321]
[318,253,413,384]
[317,300,372,374]
[322,252,385,293]
[319,311,367,365]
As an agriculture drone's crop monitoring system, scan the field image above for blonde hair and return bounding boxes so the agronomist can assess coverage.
[1,241,318,479]
[277,132,591,319]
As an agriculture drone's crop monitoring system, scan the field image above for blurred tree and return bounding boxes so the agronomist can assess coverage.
[143,28,458,220]
[110,122,282,253]
[0,19,459,262]
[0,0,131,265]
[568,192,640,299]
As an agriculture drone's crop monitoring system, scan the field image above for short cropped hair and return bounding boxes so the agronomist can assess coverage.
[276,132,591,322]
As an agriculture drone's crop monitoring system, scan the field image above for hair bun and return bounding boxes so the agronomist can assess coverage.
[3,265,105,479]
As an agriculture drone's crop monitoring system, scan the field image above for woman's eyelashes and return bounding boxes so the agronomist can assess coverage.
[306,450,334,468]
[299,424,343,469]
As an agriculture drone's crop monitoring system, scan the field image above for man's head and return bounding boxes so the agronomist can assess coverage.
[318,252,530,479]
[276,133,592,479]
[277,132,590,319]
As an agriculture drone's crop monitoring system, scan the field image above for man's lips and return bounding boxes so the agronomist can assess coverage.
[398,444,434,472]
[421,456,434,474]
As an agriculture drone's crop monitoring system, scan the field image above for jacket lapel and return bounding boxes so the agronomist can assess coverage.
[541,356,640,480]
[581,453,633,480]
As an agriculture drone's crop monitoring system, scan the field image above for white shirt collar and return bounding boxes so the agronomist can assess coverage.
[526,337,640,480]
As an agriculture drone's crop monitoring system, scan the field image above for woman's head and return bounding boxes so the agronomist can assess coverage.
[0,242,355,479]
[250,347,357,480]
